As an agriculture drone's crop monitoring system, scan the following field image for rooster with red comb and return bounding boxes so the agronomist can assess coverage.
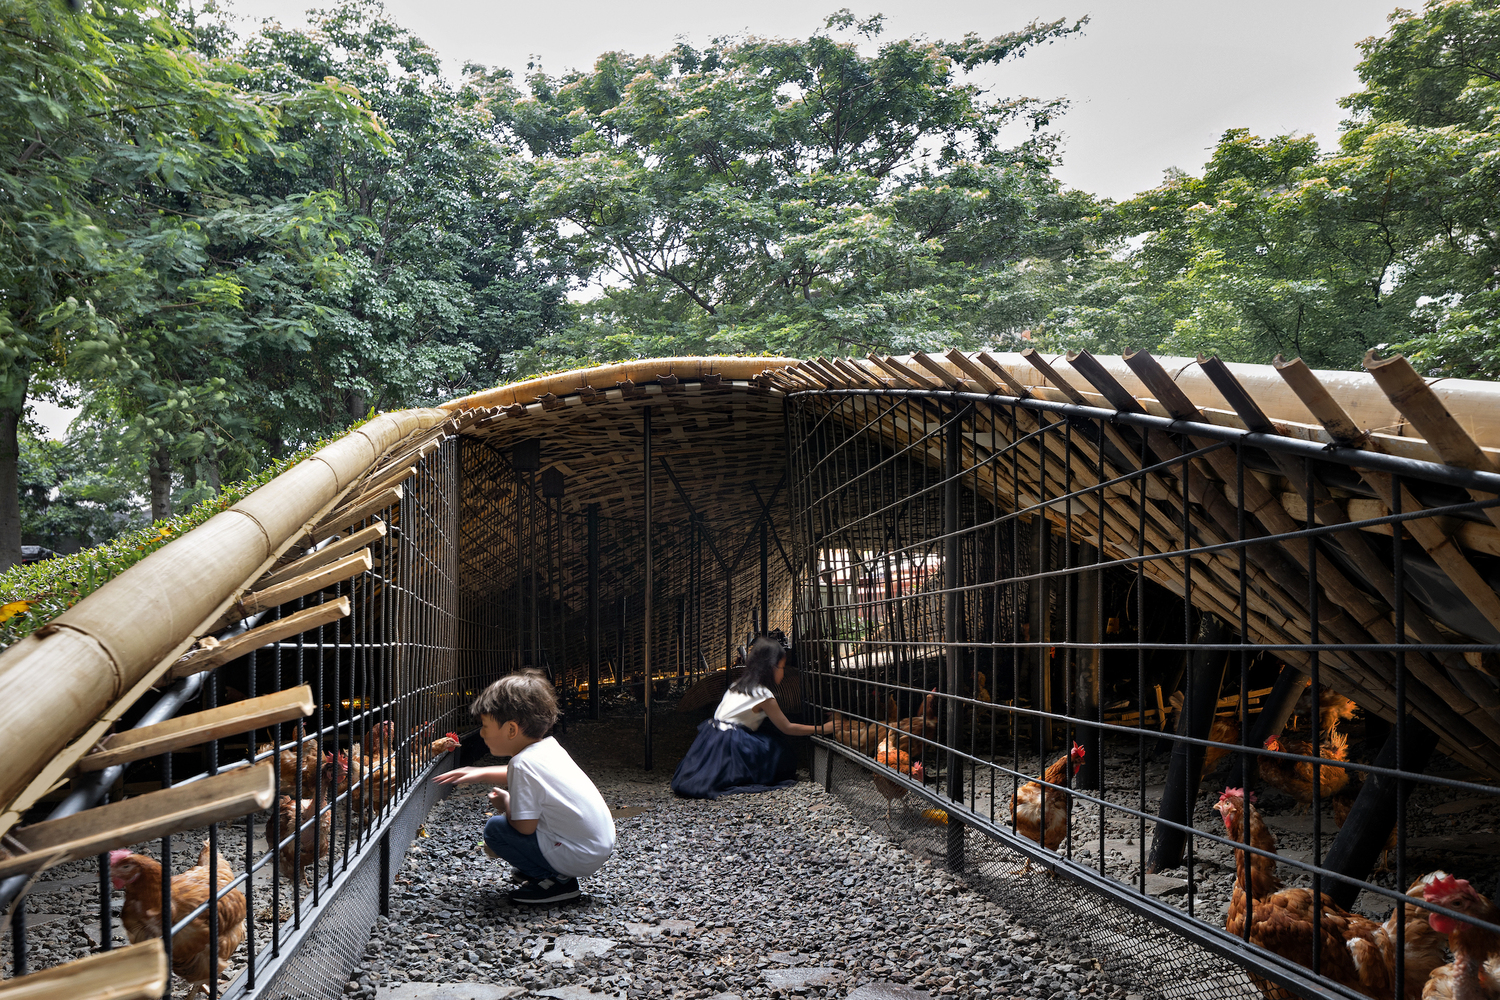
[1422,875,1500,1000]
[1007,742,1085,873]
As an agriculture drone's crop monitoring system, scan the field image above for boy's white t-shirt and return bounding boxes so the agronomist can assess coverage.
[507,736,616,877]
[714,685,774,731]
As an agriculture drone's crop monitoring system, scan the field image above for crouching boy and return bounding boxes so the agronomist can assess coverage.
[434,671,615,904]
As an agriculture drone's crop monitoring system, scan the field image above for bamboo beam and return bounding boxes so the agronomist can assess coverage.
[216,550,371,626]
[302,485,403,545]
[0,941,167,1000]
[0,764,275,879]
[77,685,314,773]
[1124,351,1498,761]
[257,523,387,589]
[165,598,351,683]
[1364,351,1500,534]
[1276,356,1500,664]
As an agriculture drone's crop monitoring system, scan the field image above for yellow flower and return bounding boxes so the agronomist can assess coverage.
[0,600,32,623]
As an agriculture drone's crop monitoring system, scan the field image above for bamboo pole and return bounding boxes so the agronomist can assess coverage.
[78,685,314,772]
[0,940,167,1000]
[442,357,800,413]
[257,522,387,589]
[219,550,372,624]
[0,764,275,879]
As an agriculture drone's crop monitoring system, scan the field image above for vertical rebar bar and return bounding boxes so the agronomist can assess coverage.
[643,405,654,771]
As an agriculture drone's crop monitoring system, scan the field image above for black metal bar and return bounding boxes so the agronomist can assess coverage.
[760,519,770,632]
[1148,616,1228,873]
[642,405,654,771]
[588,502,601,720]
[945,404,966,872]
[785,386,1500,494]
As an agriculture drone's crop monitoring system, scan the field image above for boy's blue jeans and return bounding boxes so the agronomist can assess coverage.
[483,815,562,881]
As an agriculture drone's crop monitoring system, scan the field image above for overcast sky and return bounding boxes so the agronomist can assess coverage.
[233,0,1397,201]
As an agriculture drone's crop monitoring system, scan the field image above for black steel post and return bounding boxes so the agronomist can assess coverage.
[642,405,653,771]
[676,596,686,685]
[1074,543,1103,791]
[1321,718,1440,909]
[760,518,769,632]
[1148,614,1229,873]
[587,503,601,720]
[1031,516,1052,753]
[945,405,966,872]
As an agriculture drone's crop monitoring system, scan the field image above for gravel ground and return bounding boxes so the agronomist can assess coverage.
[4,703,1494,999]
[348,712,1133,1000]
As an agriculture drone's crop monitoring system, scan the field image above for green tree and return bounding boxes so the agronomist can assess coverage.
[0,0,285,566]
[495,10,1095,369]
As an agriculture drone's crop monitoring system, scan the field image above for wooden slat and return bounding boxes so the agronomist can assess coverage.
[0,941,167,1000]
[77,685,314,773]
[0,764,275,879]
[302,485,403,545]
[226,549,371,622]
[257,522,387,589]
[166,598,350,683]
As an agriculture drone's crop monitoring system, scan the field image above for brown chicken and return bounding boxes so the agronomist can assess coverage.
[109,840,247,998]
[1008,742,1086,871]
[1215,787,1394,999]
[347,719,397,817]
[269,754,348,883]
[1422,875,1500,1000]
[256,720,320,795]
[1377,871,1454,1000]
[412,727,462,767]
[1261,731,1351,808]
[1202,716,1241,774]
[871,738,925,825]
[893,689,940,754]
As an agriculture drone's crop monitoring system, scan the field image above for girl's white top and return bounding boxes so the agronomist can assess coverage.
[714,685,775,731]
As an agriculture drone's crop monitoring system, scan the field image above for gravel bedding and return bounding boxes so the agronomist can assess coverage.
[3,706,1494,999]
[347,712,1134,1000]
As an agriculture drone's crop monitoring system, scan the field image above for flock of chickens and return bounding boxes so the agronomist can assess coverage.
[104,722,459,998]
[1216,789,1497,1000]
[832,688,1089,858]
[839,682,1500,1000]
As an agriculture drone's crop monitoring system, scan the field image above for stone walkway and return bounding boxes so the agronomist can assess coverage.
[355,715,1132,1000]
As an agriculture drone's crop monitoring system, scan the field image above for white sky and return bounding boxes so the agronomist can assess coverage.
[229,0,1397,201]
[31,0,1400,440]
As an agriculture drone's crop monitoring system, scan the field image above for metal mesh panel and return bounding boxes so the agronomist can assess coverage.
[789,387,1500,1000]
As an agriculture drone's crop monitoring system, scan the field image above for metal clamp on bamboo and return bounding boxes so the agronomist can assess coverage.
[212,549,371,628]
[257,523,386,588]
[0,764,275,880]
[0,940,167,1000]
[166,597,350,684]
[77,685,314,774]
[297,485,403,548]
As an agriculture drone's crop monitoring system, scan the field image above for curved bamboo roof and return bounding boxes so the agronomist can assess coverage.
[0,350,1497,852]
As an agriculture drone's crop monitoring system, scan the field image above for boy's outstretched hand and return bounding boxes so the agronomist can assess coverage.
[432,764,508,786]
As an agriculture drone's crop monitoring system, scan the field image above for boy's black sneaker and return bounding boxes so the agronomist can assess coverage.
[508,876,580,905]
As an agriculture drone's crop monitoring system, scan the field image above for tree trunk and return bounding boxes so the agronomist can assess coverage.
[148,444,173,522]
[203,447,221,494]
[0,406,22,574]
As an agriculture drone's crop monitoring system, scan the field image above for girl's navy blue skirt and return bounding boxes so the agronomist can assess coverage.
[670,720,797,799]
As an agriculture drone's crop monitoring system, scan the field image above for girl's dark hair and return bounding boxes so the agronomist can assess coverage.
[730,636,786,695]
[470,669,559,739]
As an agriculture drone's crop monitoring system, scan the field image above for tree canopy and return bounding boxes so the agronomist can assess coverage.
[5,0,1500,571]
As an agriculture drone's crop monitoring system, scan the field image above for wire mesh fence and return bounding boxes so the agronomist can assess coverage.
[787,384,1500,1000]
[1,435,475,999]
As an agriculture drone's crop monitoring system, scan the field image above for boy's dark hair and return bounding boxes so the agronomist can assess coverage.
[471,669,559,738]
[730,636,786,695]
